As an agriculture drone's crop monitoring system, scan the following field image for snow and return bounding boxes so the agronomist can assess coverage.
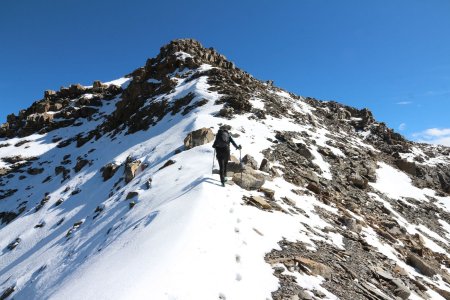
[370,162,436,202]
[0,65,346,300]
[2,58,449,300]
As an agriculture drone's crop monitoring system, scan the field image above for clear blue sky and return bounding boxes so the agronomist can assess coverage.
[1,0,449,145]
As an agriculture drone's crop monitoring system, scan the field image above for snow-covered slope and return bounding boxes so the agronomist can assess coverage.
[1,39,450,300]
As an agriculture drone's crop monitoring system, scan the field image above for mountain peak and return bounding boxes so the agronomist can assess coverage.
[1,40,450,300]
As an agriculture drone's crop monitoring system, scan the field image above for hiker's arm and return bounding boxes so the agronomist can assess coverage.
[230,137,240,149]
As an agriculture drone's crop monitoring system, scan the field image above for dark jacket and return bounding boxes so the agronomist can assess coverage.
[212,129,239,150]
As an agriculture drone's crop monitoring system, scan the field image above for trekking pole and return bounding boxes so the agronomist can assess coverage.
[212,149,215,174]
[240,148,243,182]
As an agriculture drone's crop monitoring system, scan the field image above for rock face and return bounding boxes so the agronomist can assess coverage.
[124,157,141,183]
[184,128,215,150]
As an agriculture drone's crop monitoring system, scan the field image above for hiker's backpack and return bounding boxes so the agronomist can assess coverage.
[215,129,230,148]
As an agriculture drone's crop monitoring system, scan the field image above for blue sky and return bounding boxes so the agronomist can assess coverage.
[1,0,449,145]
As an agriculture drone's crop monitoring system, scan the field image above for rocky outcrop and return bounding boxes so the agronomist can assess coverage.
[184,128,215,150]
[124,157,141,183]
[102,163,120,181]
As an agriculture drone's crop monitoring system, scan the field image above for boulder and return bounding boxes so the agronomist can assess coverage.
[392,279,411,300]
[227,161,244,173]
[74,159,89,172]
[306,182,321,194]
[102,163,120,181]
[259,158,271,173]
[184,127,215,150]
[125,157,141,183]
[348,173,368,189]
[232,172,265,190]
[407,254,437,277]
[395,159,417,176]
[242,154,258,170]
[296,143,314,160]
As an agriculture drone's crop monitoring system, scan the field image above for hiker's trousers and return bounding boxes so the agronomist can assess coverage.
[215,147,230,184]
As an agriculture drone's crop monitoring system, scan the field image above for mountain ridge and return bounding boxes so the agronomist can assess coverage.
[1,39,450,300]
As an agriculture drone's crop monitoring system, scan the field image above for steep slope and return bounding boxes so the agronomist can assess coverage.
[1,39,450,300]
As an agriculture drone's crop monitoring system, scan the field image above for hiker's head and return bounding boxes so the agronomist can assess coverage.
[219,124,231,131]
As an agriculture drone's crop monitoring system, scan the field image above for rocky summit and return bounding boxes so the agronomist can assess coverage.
[0,39,450,300]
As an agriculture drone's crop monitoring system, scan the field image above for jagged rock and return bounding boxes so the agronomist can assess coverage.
[232,172,265,190]
[241,154,258,170]
[7,237,21,250]
[0,285,15,300]
[124,157,141,183]
[102,163,119,181]
[74,159,90,172]
[296,143,313,160]
[158,159,176,170]
[259,158,271,173]
[348,173,368,189]
[27,167,44,175]
[395,159,417,176]
[126,191,138,200]
[306,182,321,194]
[184,127,215,150]
[407,254,437,277]
[392,279,411,300]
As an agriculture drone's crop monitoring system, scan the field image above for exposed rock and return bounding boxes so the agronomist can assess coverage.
[7,237,21,250]
[126,191,139,200]
[295,256,332,279]
[248,195,271,209]
[124,157,141,183]
[241,154,258,170]
[395,159,417,176]
[74,159,90,172]
[0,285,15,300]
[158,159,176,171]
[407,254,437,277]
[306,182,321,194]
[102,163,120,181]
[232,172,265,190]
[348,173,368,189]
[184,127,215,150]
[27,167,44,175]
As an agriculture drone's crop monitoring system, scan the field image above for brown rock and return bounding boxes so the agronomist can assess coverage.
[249,195,271,209]
[306,182,321,194]
[295,257,332,279]
[396,159,417,176]
[184,127,215,150]
[102,163,120,181]
[125,157,141,183]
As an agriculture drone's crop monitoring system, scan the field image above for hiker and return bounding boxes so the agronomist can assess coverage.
[212,125,241,186]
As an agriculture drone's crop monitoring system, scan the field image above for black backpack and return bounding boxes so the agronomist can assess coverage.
[215,129,230,148]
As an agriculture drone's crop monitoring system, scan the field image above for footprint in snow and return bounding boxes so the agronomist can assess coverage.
[235,254,241,263]
[236,273,242,281]
[219,293,226,299]
[229,208,234,214]
[234,227,240,233]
